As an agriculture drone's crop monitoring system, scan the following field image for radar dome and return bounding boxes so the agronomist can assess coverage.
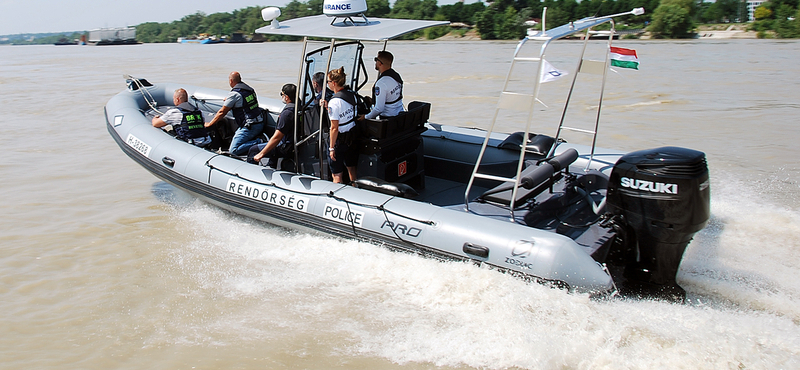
[323,0,368,17]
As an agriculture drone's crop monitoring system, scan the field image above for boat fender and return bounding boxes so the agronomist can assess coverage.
[352,176,418,198]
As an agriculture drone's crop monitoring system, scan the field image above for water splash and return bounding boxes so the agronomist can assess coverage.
[156,176,800,368]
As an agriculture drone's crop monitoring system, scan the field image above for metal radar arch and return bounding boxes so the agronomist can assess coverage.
[463,7,646,222]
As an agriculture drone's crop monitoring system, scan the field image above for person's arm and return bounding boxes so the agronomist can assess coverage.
[253,130,285,163]
[206,93,238,128]
[364,80,385,120]
[329,119,339,161]
[153,108,177,128]
[152,115,167,128]
[205,105,231,128]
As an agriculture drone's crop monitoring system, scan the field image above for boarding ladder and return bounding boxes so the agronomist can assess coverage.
[464,9,643,221]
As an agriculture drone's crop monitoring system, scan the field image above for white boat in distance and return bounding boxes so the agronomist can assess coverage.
[104,3,710,300]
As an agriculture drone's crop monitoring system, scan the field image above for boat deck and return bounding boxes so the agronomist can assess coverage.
[416,176,489,208]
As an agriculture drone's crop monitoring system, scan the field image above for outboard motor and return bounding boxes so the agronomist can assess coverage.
[606,147,710,300]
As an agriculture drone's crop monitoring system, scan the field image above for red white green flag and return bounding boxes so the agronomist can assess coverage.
[610,47,639,70]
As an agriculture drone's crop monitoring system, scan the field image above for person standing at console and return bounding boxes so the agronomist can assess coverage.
[205,71,265,155]
[326,67,359,184]
[361,51,404,120]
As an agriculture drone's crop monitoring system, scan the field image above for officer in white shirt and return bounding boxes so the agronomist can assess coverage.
[361,51,404,120]
[326,67,359,184]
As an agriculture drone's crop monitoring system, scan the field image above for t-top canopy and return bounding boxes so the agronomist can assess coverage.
[255,15,449,42]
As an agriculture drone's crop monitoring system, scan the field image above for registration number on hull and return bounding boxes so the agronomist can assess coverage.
[126,134,151,157]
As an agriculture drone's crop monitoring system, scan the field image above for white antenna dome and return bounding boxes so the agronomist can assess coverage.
[261,7,282,29]
[323,0,368,17]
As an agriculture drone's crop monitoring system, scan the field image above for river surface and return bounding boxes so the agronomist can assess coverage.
[1,39,799,369]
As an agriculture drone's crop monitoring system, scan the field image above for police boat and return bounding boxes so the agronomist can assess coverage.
[105,2,710,300]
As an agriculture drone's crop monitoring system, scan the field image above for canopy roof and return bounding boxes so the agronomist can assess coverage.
[530,17,615,41]
[255,15,449,42]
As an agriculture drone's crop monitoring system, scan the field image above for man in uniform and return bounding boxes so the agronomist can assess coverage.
[360,51,404,120]
[205,71,265,155]
[247,84,297,168]
[152,88,212,147]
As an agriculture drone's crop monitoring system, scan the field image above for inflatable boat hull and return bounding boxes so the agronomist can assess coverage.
[106,83,616,294]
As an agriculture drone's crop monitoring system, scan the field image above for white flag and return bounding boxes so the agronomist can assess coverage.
[539,59,568,83]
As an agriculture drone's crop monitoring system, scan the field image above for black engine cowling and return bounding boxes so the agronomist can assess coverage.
[606,146,711,300]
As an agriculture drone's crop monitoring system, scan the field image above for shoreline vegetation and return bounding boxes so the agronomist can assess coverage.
[2,0,797,45]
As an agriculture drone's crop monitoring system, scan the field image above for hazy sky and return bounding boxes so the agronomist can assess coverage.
[0,0,285,35]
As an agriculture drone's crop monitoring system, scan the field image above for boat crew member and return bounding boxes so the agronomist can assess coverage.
[308,72,326,109]
[326,67,359,184]
[248,84,297,167]
[204,71,265,155]
[360,51,404,120]
[151,88,212,148]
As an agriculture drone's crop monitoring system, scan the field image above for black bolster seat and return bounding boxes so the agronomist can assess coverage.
[480,148,580,207]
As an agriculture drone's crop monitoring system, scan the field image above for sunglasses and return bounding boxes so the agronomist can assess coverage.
[374,57,382,63]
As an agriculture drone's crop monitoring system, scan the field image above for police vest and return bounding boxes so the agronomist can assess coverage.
[332,89,358,126]
[231,83,262,128]
[374,69,403,105]
[175,102,207,140]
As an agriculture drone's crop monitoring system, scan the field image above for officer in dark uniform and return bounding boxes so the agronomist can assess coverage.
[205,71,265,155]
[248,84,297,168]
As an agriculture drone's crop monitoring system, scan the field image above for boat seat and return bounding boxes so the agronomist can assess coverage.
[479,148,579,207]
[356,102,430,190]
[352,176,419,198]
[359,101,430,153]
[498,132,555,156]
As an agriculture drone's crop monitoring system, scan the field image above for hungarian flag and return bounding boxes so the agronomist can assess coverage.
[610,47,639,70]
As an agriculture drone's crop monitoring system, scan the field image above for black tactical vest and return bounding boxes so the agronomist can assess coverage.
[332,89,358,126]
[175,102,207,140]
[231,83,261,128]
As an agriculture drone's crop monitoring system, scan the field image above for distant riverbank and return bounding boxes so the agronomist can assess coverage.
[1,24,763,46]
[435,25,759,41]
[693,24,759,39]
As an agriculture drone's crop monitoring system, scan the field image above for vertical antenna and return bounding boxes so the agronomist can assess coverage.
[542,7,547,35]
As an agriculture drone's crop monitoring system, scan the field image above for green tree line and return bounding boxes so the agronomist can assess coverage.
[134,0,800,41]
[134,0,487,42]
[0,32,84,45]
[6,0,798,44]
[750,0,800,37]
[649,0,800,38]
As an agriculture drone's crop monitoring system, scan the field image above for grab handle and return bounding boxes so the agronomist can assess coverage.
[463,243,490,258]
[162,157,175,168]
